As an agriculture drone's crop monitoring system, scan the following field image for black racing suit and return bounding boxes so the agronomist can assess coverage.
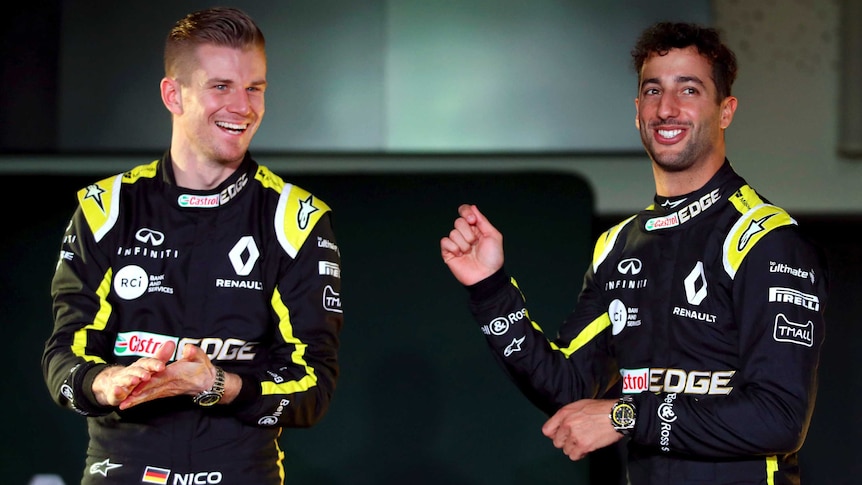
[465,161,827,484]
[42,153,343,485]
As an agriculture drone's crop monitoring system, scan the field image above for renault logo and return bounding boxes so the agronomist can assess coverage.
[228,236,260,276]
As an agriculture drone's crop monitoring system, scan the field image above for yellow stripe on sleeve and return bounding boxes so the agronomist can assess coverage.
[765,455,778,485]
[548,313,612,357]
[71,269,113,364]
[262,287,319,396]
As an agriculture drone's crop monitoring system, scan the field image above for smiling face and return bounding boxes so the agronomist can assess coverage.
[635,46,736,175]
[163,43,267,167]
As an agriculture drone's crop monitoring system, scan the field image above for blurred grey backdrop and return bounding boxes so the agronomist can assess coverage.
[2,0,860,215]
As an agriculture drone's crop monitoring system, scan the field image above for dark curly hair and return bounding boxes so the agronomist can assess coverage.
[631,22,737,101]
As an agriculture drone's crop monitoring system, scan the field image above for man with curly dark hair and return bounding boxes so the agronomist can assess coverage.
[441,21,827,484]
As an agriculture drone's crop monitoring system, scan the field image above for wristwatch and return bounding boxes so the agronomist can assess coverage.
[609,396,637,436]
[193,366,225,407]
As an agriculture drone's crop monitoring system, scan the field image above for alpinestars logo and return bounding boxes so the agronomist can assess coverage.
[297,195,319,230]
[89,458,122,477]
[661,198,687,209]
[504,336,525,356]
[738,213,776,250]
[84,183,108,213]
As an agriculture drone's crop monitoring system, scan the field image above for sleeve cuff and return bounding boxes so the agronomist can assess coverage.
[76,363,118,416]
[466,267,510,303]
[230,373,262,409]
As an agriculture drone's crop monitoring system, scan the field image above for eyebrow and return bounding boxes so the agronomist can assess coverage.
[641,75,706,87]
[208,78,268,87]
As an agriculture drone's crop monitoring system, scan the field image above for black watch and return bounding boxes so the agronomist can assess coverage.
[193,366,225,407]
[609,396,637,436]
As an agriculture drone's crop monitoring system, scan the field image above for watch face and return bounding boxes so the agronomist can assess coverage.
[194,392,221,407]
[612,402,635,428]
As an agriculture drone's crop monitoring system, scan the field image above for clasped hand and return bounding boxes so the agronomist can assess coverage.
[542,399,624,461]
[92,341,217,410]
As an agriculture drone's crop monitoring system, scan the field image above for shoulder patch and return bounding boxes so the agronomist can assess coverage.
[593,215,637,273]
[274,183,332,258]
[78,174,123,243]
[728,184,764,213]
[254,164,288,192]
[77,160,159,242]
[121,160,160,183]
[722,203,796,278]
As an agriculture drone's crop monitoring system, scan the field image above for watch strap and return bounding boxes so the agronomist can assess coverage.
[193,366,225,407]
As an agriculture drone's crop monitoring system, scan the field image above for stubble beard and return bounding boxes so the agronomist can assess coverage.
[642,130,711,174]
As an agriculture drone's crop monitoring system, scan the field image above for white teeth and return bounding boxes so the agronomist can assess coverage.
[216,121,247,131]
[658,129,682,138]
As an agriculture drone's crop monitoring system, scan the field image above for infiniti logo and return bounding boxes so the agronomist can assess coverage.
[135,228,165,246]
[617,258,642,275]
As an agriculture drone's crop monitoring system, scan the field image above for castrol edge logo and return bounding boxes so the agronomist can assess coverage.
[621,368,650,393]
[115,331,178,357]
[114,331,258,360]
[621,367,735,395]
[177,172,248,208]
[645,188,721,231]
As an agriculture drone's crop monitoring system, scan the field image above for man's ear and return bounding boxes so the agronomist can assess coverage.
[719,96,738,129]
[634,97,640,130]
[160,77,182,115]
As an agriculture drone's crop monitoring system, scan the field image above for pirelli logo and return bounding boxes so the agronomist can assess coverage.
[768,287,820,311]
